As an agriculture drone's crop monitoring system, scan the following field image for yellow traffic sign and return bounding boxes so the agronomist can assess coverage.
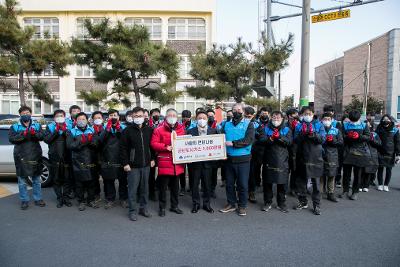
[312,9,351,23]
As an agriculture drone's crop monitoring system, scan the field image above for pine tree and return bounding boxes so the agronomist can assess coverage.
[71,19,179,108]
[0,0,73,106]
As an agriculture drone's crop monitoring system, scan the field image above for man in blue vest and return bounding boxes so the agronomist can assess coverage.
[219,103,255,216]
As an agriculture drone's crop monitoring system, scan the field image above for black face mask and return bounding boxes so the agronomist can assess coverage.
[152,115,159,122]
[111,118,118,124]
[144,118,149,125]
[232,112,243,121]
[383,121,390,127]
[208,116,215,123]
[226,116,232,122]
[260,115,268,122]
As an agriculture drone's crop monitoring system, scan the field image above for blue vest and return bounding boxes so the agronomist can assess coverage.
[264,126,290,137]
[326,126,339,136]
[102,123,126,134]
[70,126,95,137]
[12,121,41,133]
[225,119,252,157]
[343,122,366,133]
[47,122,69,135]
[294,120,326,139]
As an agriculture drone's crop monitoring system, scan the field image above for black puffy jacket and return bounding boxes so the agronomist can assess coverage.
[376,115,400,167]
[9,121,44,177]
[342,121,372,167]
[322,126,343,177]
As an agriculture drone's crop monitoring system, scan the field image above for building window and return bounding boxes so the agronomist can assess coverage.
[178,56,192,79]
[23,18,59,39]
[76,17,105,39]
[76,65,94,77]
[124,18,162,40]
[27,66,56,77]
[76,99,95,112]
[1,94,59,115]
[168,18,206,40]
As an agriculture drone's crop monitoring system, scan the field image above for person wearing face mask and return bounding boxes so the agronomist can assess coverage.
[120,107,155,221]
[151,108,185,217]
[207,109,217,129]
[124,110,135,126]
[179,110,196,196]
[320,113,343,203]
[362,125,381,192]
[285,108,300,196]
[143,109,150,126]
[9,106,46,210]
[149,108,162,129]
[376,114,400,192]
[66,112,99,211]
[219,103,255,217]
[293,106,326,215]
[257,111,292,213]
[98,109,128,209]
[91,111,105,204]
[43,109,72,208]
[340,110,372,201]
[186,110,218,213]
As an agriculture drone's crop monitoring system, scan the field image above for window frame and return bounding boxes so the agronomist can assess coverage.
[168,18,206,41]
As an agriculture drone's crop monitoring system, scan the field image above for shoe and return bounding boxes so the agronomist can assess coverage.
[191,204,200,213]
[78,202,86,211]
[349,193,358,200]
[129,213,137,221]
[220,181,226,187]
[210,190,217,199]
[20,201,29,210]
[237,207,247,216]
[327,193,338,203]
[313,205,321,215]
[88,201,99,209]
[158,208,166,217]
[293,202,308,210]
[34,200,46,207]
[104,200,114,209]
[362,188,369,192]
[358,188,362,192]
[338,191,347,199]
[169,207,184,214]
[120,200,129,208]
[94,195,101,204]
[336,181,342,188]
[370,181,376,186]
[219,204,236,213]
[67,192,75,199]
[179,189,185,196]
[261,204,272,212]
[203,205,214,213]
[377,185,383,191]
[56,199,63,208]
[383,186,389,192]
[248,192,257,203]
[139,208,152,218]
[346,192,353,199]
[63,198,72,207]
[277,205,289,213]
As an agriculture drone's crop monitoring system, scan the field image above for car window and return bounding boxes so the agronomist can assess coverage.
[0,129,11,145]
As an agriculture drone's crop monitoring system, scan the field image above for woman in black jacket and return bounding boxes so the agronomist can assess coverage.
[376,115,400,191]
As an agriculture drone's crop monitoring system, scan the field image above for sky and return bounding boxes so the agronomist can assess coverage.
[216,0,400,103]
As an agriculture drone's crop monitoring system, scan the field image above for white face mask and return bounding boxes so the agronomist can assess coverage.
[197,119,207,128]
[94,119,103,126]
[126,116,134,123]
[55,117,65,124]
[303,115,313,123]
[299,116,304,122]
[272,120,282,127]
[134,117,144,125]
[323,120,332,127]
[167,117,177,125]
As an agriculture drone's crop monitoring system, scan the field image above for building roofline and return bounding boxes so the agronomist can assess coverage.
[315,56,344,70]
[343,28,399,53]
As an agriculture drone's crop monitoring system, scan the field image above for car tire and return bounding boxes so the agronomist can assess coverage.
[27,158,52,188]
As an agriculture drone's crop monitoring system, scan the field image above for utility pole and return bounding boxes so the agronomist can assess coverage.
[299,0,311,108]
[362,42,371,115]
[266,0,272,48]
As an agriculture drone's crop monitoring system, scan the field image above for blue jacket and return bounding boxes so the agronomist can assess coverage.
[222,119,254,161]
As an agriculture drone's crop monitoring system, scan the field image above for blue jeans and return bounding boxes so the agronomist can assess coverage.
[18,176,42,202]
[225,161,250,208]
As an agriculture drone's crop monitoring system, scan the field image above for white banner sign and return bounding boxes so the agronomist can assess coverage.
[172,133,227,164]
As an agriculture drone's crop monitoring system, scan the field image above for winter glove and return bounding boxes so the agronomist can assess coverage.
[291,120,298,130]
[30,127,36,136]
[23,128,29,137]
[326,135,333,142]
[348,131,359,139]
[87,133,93,142]
[308,124,314,136]
[106,120,112,132]
[301,123,308,135]
[115,121,121,131]
[56,123,60,132]
[81,134,87,144]
[370,132,375,141]
[271,129,280,140]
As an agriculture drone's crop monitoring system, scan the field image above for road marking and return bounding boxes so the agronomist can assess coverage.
[0,185,14,198]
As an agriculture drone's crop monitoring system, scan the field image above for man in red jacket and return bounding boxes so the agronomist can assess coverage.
[151,108,185,217]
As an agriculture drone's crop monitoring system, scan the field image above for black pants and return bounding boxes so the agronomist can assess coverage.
[210,167,218,192]
[76,179,96,203]
[342,164,362,194]
[289,168,299,193]
[361,173,374,189]
[103,176,128,201]
[157,175,179,209]
[149,166,156,197]
[249,159,262,192]
[263,183,286,206]
[179,168,186,191]
[51,162,71,200]
[377,166,392,186]
[191,167,211,207]
[297,177,320,207]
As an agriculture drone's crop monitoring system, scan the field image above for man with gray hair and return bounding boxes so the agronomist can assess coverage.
[219,103,255,216]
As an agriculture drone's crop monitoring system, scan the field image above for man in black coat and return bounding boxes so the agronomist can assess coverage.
[9,106,46,210]
[43,109,72,208]
[187,110,218,214]
[120,107,155,222]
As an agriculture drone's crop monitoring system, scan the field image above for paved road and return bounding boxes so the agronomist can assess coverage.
[1,168,400,267]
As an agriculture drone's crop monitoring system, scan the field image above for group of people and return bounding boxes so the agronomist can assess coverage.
[9,102,400,221]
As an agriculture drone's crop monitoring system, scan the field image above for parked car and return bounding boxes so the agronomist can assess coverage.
[0,125,51,187]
